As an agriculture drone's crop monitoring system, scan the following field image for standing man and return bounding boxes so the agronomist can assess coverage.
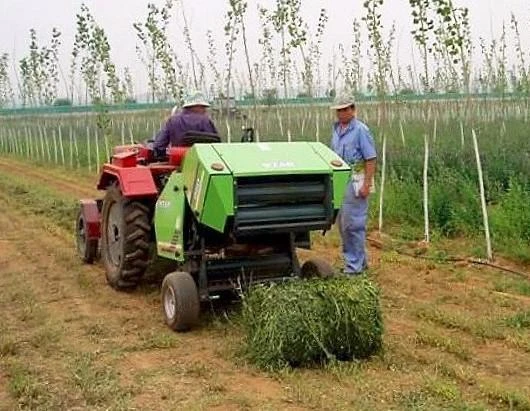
[330,95,377,275]
[152,91,218,154]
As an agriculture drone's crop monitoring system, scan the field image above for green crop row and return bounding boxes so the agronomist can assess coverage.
[0,101,528,262]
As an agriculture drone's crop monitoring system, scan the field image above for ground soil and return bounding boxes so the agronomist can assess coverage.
[0,157,529,410]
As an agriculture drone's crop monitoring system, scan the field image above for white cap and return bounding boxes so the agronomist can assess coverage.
[182,91,210,108]
[330,94,356,110]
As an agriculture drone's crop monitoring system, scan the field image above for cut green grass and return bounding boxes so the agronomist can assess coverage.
[415,327,471,361]
[415,305,530,356]
[505,310,530,329]
[479,380,530,411]
[0,336,19,358]
[70,352,131,409]
[6,362,66,410]
[397,377,487,411]
[7,288,48,326]
[0,170,77,232]
[28,323,63,355]
[414,305,505,340]
[242,277,383,370]
[83,322,111,342]
[494,276,530,297]
[137,329,180,350]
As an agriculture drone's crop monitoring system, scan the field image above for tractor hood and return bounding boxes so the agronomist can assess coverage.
[211,142,340,176]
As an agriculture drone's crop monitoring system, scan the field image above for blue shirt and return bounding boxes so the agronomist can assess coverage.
[153,109,218,150]
[331,118,377,169]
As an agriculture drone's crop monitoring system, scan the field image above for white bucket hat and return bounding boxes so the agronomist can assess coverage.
[330,94,356,110]
[182,91,210,108]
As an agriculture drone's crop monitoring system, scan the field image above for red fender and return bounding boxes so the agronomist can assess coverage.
[97,164,158,198]
[79,199,101,240]
[168,146,189,167]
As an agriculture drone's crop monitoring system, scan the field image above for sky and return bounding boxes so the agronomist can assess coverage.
[0,0,529,97]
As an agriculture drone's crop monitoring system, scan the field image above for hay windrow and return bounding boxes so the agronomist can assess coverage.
[241,277,384,370]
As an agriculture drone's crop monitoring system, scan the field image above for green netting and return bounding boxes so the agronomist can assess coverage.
[1,92,527,117]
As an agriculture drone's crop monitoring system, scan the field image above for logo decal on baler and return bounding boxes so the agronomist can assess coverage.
[261,161,295,169]
[257,143,271,151]
[156,200,171,209]
[158,242,182,254]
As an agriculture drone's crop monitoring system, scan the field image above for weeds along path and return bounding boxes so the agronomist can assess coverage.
[0,370,14,410]
[0,156,98,199]
[0,156,530,409]
[0,172,300,409]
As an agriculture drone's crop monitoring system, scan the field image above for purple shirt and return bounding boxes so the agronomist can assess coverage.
[153,109,218,150]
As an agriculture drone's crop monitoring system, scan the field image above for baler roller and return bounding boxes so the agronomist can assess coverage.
[236,205,327,223]
[237,181,326,204]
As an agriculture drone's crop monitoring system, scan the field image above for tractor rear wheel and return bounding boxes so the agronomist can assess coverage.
[161,272,200,332]
[300,257,335,279]
[101,185,151,290]
[76,209,98,264]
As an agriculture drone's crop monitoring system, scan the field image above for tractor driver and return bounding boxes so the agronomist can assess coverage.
[152,91,218,155]
[330,94,377,276]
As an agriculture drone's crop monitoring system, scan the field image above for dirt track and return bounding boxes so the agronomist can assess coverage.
[0,156,529,410]
[0,160,296,410]
[0,157,98,199]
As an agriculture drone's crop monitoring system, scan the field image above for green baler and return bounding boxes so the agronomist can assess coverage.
[155,142,350,329]
[76,137,350,331]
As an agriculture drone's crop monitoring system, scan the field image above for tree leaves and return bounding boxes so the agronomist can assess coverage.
[134,2,182,103]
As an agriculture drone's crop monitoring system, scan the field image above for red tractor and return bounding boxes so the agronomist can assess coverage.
[76,128,346,331]
[76,133,220,289]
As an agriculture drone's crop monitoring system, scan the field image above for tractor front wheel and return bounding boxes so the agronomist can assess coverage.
[300,257,335,279]
[101,185,151,290]
[161,272,200,332]
[76,209,98,264]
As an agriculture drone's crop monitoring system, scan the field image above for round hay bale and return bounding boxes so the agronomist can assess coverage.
[241,277,383,370]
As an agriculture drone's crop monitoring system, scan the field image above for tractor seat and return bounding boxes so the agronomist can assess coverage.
[181,131,221,146]
[168,132,221,167]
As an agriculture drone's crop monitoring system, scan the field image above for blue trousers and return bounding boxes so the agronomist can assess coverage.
[339,193,369,275]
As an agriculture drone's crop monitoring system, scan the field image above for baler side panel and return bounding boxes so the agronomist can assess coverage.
[201,175,234,233]
[154,173,186,262]
[182,148,200,206]
[331,171,351,209]
[308,142,351,209]
[182,145,231,227]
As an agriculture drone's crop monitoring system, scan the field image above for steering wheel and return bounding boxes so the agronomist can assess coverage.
[182,131,221,146]
[241,127,255,143]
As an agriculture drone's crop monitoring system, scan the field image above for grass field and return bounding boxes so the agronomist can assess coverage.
[0,99,529,409]
[0,157,528,410]
[0,99,528,261]
[1,0,529,407]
